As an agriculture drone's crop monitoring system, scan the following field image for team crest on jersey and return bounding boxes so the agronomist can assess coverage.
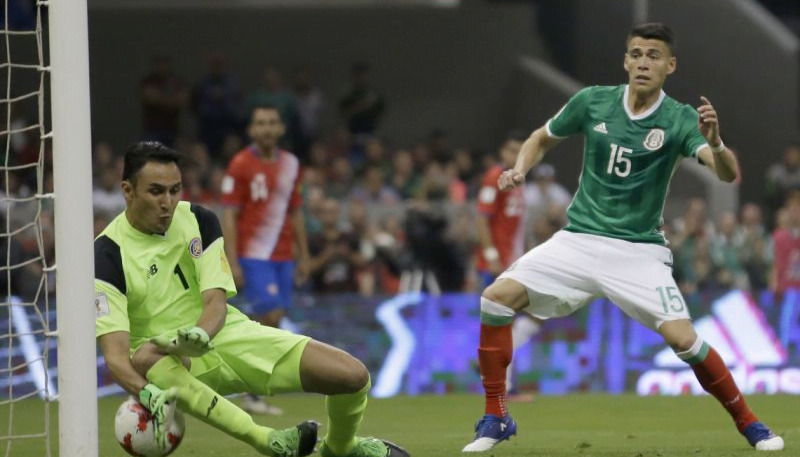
[643,128,665,151]
[189,237,203,258]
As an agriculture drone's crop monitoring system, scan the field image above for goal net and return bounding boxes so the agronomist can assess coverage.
[1,0,97,456]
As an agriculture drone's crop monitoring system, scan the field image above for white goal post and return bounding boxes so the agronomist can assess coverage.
[48,0,98,456]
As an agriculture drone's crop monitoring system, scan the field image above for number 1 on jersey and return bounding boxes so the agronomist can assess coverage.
[174,264,189,290]
[607,143,632,177]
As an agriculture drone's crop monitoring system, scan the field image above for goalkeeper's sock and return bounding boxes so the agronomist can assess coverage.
[679,338,758,432]
[323,377,370,456]
[146,356,275,454]
[479,297,515,417]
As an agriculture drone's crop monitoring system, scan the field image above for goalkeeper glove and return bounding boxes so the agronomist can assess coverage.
[151,326,214,357]
[139,383,178,451]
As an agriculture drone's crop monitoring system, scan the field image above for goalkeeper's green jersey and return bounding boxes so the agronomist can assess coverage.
[95,201,238,348]
[547,84,708,245]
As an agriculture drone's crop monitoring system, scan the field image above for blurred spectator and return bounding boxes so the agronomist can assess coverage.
[736,203,773,290]
[291,66,324,158]
[350,165,400,206]
[530,203,567,248]
[427,128,452,164]
[370,213,405,294]
[410,141,432,173]
[771,193,800,297]
[765,144,800,228]
[92,142,116,180]
[356,137,392,178]
[220,132,244,166]
[246,67,296,122]
[92,166,126,217]
[524,164,572,221]
[307,141,331,171]
[193,53,243,156]
[710,211,749,290]
[671,198,717,297]
[325,157,355,199]
[308,198,364,293]
[139,55,189,147]
[246,66,298,147]
[405,195,467,292]
[181,166,213,206]
[419,161,466,205]
[302,182,326,236]
[389,149,421,199]
[452,148,481,198]
[672,197,715,239]
[338,61,385,139]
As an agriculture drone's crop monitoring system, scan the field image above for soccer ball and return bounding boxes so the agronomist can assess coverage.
[115,396,185,457]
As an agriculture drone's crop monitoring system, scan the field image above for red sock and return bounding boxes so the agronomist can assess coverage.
[478,323,512,417]
[691,347,758,432]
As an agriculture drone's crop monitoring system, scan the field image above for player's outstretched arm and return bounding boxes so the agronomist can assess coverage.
[498,126,562,191]
[99,331,150,395]
[697,96,738,182]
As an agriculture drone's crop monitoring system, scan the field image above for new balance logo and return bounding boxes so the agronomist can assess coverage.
[593,123,608,134]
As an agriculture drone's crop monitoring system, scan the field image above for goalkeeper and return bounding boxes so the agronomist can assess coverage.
[95,141,408,457]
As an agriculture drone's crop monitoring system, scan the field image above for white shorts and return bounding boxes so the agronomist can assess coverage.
[498,230,689,330]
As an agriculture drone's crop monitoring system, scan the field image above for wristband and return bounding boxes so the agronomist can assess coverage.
[710,140,725,154]
[484,247,500,262]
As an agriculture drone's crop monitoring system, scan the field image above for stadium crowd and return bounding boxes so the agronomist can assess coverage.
[2,57,799,307]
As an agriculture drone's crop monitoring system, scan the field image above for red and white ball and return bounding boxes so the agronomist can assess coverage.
[114,396,185,457]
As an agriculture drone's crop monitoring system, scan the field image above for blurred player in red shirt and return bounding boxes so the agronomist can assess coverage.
[475,131,540,401]
[222,103,310,414]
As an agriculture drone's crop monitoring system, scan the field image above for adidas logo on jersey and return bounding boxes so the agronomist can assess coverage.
[593,122,608,134]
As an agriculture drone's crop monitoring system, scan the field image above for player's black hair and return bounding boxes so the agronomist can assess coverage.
[249,102,283,123]
[122,141,183,184]
[628,22,676,55]
[505,129,529,143]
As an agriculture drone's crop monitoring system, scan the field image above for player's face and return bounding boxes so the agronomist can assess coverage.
[248,108,285,152]
[122,161,182,235]
[623,37,675,93]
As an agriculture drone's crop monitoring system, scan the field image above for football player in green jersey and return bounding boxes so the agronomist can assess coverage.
[95,141,408,457]
[464,23,783,453]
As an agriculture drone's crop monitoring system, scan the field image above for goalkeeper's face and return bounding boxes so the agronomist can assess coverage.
[123,161,182,235]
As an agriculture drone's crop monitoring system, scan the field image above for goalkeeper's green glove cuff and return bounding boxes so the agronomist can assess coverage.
[150,326,214,357]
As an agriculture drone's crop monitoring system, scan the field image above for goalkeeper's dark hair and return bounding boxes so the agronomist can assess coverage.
[628,22,676,55]
[122,141,183,184]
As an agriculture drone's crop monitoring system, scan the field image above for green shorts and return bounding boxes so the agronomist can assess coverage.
[185,309,309,396]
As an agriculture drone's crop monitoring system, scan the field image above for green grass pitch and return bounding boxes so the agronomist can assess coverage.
[1,393,797,456]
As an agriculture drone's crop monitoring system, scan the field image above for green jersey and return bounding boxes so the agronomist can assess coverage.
[547,84,707,244]
[95,201,237,348]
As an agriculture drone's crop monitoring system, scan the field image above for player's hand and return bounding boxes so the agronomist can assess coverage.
[138,384,178,451]
[697,96,721,147]
[150,326,214,357]
[498,169,525,191]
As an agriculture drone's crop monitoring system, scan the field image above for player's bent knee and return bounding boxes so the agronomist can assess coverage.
[342,359,370,393]
[658,319,697,352]
[482,279,528,311]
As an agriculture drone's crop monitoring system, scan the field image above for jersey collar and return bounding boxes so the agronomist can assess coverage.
[622,84,665,121]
